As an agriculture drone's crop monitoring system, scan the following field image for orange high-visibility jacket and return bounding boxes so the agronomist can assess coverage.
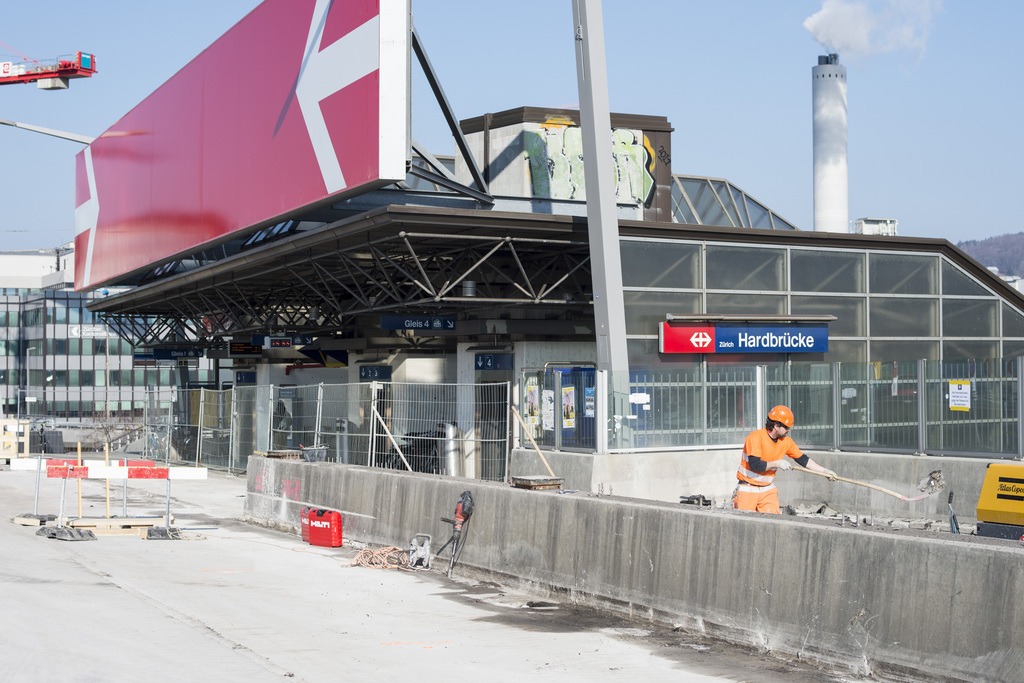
[737,428,803,486]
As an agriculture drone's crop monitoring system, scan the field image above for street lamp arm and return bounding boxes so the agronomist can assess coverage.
[0,117,94,144]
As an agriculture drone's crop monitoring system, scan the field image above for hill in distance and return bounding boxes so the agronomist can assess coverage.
[958,232,1024,278]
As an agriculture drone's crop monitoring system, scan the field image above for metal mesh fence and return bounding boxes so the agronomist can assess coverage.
[146,381,510,479]
[530,357,1024,458]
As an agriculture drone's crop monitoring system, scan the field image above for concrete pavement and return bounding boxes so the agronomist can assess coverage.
[0,464,858,683]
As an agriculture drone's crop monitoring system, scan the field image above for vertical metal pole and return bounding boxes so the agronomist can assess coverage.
[32,451,42,515]
[572,0,629,453]
[165,479,171,528]
[1017,357,1024,460]
[58,468,69,528]
[369,382,379,468]
[596,370,609,450]
[315,383,324,446]
[166,400,173,464]
[268,385,276,452]
[554,371,563,451]
[755,365,766,431]
[917,359,927,454]
[229,387,237,471]
[503,380,511,482]
[832,362,841,450]
[196,389,206,466]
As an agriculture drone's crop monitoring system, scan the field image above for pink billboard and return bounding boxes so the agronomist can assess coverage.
[75,0,410,290]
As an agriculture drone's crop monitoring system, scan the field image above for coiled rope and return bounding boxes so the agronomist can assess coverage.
[348,545,412,570]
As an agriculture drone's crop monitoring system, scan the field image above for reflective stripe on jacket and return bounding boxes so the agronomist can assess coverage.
[736,428,804,486]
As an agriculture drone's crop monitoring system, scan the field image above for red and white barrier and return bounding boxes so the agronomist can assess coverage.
[11,458,206,480]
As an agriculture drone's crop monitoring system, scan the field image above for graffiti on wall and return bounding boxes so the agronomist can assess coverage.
[524,120,656,207]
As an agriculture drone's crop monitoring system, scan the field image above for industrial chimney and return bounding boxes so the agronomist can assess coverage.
[812,53,848,233]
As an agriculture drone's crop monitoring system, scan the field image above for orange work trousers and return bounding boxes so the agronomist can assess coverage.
[733,483,780,514]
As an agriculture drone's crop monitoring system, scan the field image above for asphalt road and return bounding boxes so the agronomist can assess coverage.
[0,465,864,682]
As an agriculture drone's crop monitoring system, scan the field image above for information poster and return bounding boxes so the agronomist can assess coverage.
[949,380,971,412]
[562,387,576,429]
[525,378,539,425]
[542,390,555,430]
[584,387,595,418]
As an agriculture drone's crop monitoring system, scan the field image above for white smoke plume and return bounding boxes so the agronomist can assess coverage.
[804,0,942,60]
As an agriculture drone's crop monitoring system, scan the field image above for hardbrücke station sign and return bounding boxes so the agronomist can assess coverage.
[660,322,829,354]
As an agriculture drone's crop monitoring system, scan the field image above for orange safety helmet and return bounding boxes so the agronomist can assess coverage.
[768,405,794,428]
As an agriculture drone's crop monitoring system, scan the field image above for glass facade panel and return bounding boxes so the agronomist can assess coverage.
[943,340,997,360]
[706,245,785,291]
[825,340,866,363]
[791,250,865,293]
[729,186,749,227]
[626,339,702,370]
[942,261,990,296]
[710,181,740,226]
[746,198,772,230]
[1002,303,1024,337]
[1003,341,1024,358]
[869,254,938,294]
[870,339,939,362]
[624,291,701,335]
[942,299,998,337]
[671,181,697,224]
[770,213,798,230]
[706,293,786,315]
[693,185,729,226]
[870,297,938,337]
[620,241,700,289]
[790,295,865,337]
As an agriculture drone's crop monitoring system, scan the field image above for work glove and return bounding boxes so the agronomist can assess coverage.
[821,468,838,481]
[773,459,792,471]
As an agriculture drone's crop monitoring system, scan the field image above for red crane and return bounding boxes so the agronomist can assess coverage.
[0,49,96,89]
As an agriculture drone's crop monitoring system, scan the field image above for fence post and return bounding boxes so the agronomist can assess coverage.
[268,385,275,452]
[832,362,841,450]
[197,388,206,466]
[315,382,324,446]
[503,380,512,480]
[1018,358,1024,460]
[595,370,607,452]
[228,387,236,471]
[916,359,927,454]
[755,365,765,430]
[369,382,380,468]
[166,399,173,464]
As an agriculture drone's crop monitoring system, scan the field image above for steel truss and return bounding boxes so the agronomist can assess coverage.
[96,220,595,347]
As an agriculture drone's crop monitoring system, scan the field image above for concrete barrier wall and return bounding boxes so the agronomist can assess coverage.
[511,447,1006,522]
[245,456,1024,682]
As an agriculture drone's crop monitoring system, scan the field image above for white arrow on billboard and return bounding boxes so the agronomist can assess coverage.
[296,1,380,193]
[690,332,712,348]
[75,146,100,287]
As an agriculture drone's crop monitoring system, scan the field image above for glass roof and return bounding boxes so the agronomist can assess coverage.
[671,175,799,231]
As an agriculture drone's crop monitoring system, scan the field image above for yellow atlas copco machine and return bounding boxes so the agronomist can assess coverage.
[976,463,1024,539]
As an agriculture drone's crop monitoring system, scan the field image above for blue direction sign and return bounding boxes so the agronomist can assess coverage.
[153,347,205,359]
[475,353,514,371]
[380,315,456,332]
[358,365,392,381]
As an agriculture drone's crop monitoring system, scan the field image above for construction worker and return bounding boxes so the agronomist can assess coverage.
[734,405,838,514]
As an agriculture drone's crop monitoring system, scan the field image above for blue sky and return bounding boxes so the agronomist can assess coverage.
[0,0,1020,252]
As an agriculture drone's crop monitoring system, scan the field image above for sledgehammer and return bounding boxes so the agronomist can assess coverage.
[792,464,944,502]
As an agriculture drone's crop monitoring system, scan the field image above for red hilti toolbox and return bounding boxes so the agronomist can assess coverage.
[300,506,312,543]
[308,509,343,547]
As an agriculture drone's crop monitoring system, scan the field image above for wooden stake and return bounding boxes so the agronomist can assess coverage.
[510,406,556,479]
